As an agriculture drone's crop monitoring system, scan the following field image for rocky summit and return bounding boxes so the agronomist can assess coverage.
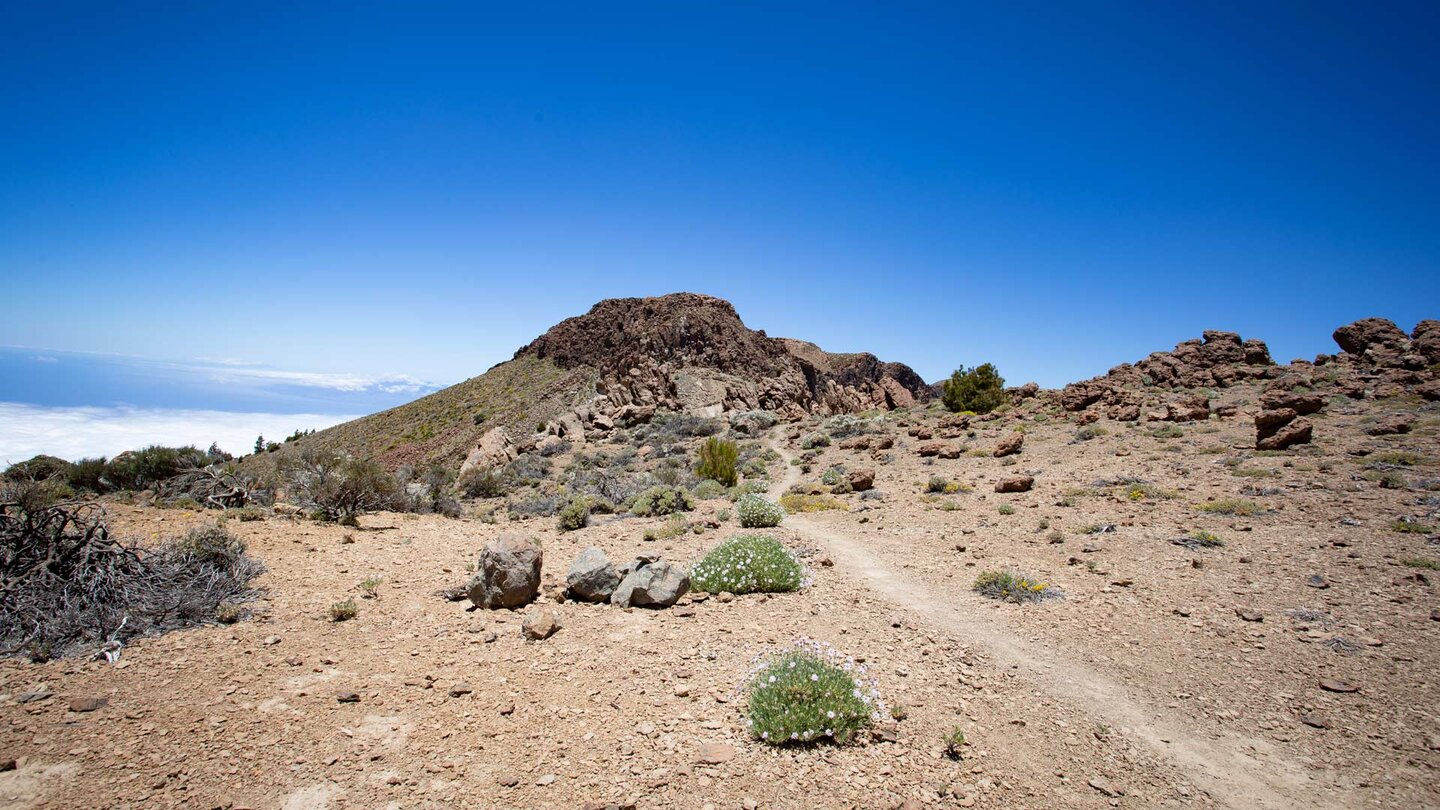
[518,292,932,418]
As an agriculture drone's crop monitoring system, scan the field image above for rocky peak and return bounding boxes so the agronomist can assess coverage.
[516,292,932,419]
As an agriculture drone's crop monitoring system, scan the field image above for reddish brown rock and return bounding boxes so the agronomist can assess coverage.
[992,432,1024,458]
[1165,394,1210,422]
[995,475,1034,493]
[1255,408,1312,450]
[1260,389,1326,415]
[848,468,875,492]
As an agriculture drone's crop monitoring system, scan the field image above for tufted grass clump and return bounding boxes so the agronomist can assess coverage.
[973,569,1057,603]
[943,727,966,759]
[691,535,804,595]
[1125,482,1175,501]
[1189,530,1225,547]
[1195,498,1262,516]
[745,639,883,746]
[736,494,785,528]
[630,486,695,517]
[328,599,358,622]
[778,493,846,513]
[1391,519,1435,534]
[925,475,961,494]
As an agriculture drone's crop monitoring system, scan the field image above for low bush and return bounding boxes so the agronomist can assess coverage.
[329,599,357,622]
[800,433,831,450]
[631,486,695,517]
[692,479,727,500]
[457,465,510,499]
[973,569,1057,603]
[557,498,590,531]
[692,535,804,594]
[745,639,883,746]
[0,488,264,660]
[736,494,785,528]
[925,475,961,495]
[279,448,403,525]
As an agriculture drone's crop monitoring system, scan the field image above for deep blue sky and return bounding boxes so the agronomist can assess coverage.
[2,1,1437,418]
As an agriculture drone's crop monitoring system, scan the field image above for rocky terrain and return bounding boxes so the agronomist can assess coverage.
[2,304,1438,810]
[274,293,932,473]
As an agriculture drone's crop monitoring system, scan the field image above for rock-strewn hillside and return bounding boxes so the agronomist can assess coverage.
[282,293,932,472]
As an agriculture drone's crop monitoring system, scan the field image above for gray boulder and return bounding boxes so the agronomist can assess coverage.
[467,533,542,609]
[567,547,620,602]
[611,557,690,608]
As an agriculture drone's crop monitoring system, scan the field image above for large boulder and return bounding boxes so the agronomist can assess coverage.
[1255,409,1313,451]
[993,432,1024,458]
[458,427,518,478]
[567,547,621,602]
[467,533,542,609]
[1412,320,1440,365]
[1333,318,1410,366]
[847,468,876,492]
[994,475,1034,493]
[1260,389,1326,415]
[611,557,690,608]
[1165,394,1210,422]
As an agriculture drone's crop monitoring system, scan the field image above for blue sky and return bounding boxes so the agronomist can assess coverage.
[1,2,1437,461]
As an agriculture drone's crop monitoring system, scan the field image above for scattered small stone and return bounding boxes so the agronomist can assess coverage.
[336,691,360,703]
[1087,776,1122,797]
[994,475,1034,493]
[262,636,282,646]
[1300,712,1331,729]
[67,696,107,713]
[1318,678,1360,693]
[497,774,519,787]
[448,683,473,698]
[1306,574,1330,589]
[1235,608,1264,623]
[696,742,735,764]
[536,774,556,786]
[16,689,52,704]
[521,605,560,640]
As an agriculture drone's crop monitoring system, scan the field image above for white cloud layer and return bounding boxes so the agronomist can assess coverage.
[0,402,357,465]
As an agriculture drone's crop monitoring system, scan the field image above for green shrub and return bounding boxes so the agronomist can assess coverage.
[943,727,966,759]
[1401,557,1440,569]
[820,466,845,487]
[328,599,357,622]
[973,569,1057,603]
[729,480,769,500]
[692,479,728,500]
[925,475,961,495]
[1392,519,1435,534]
[557,498,590,531]
[696,437,739,487]
[1149,424,1184,439]
[215,602,241,624]
[1188,530,1225,547]
[691,535,804,594]
[800,432,831,450]
[997,503,1015,515]
[745,640,882,745]
[941,364,1006,414]
[736,494,784,527]
[631,486,695,517]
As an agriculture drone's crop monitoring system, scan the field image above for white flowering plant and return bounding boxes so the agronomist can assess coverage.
[743,638,884,746]
[691,535,804,595]
[735,494,784,528]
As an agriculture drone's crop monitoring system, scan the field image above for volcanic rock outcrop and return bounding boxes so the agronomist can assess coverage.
[518,293,932,420]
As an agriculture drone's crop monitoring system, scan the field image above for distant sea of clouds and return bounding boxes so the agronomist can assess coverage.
[0,347,441,464]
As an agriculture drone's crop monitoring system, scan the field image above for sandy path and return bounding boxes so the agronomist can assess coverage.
[766,430,1334,810]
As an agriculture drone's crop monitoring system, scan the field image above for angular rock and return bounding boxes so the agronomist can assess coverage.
[992,432,1024,458]
[1165,394,1210,422]
[467,533,543,609]
[611,558,690,608]
[567,547,621,602]
[521,605,559,639]
[1255,408,1312,450]
[458,426,518,478]
[994,475,1034,493]
[1334,317,1410,364]
[1366,414,1413,436]
[1260,389,1326,415]
[847,468,876,492]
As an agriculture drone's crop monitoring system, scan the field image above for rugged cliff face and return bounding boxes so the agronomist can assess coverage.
[516,293,932,419]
